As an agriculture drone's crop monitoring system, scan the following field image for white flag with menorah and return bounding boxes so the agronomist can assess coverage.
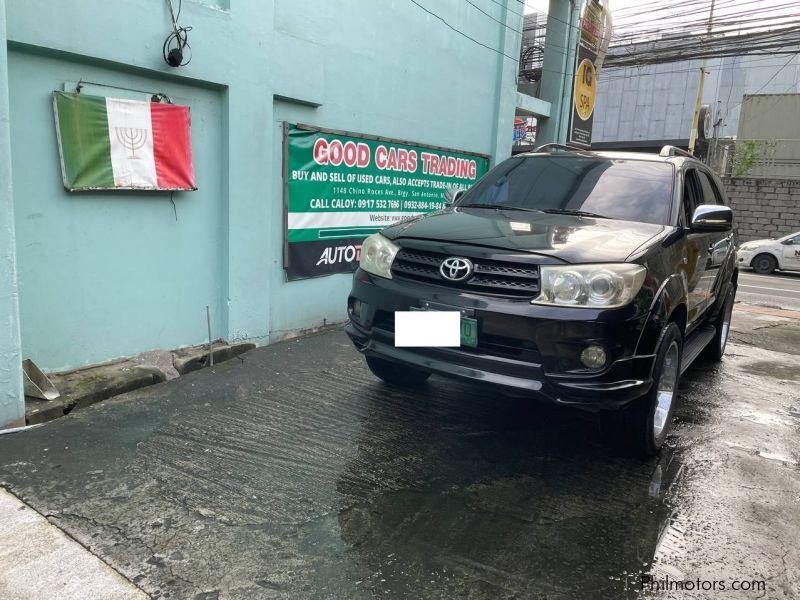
[53,91,196,191]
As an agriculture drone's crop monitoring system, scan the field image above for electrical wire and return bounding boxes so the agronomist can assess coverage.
[407,0,799,87]
[510,0,800,134]
[483,0,526,19]
[163,0,192,67]
[724,52,799,114]
[463,0,523,34]
[515,0,800,69]
[598,51,799,84]
[409,0,519,62]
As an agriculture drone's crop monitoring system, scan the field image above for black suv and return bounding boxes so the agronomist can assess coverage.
[346,146,737,455]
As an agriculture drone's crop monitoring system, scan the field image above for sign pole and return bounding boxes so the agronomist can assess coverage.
[688,0,715,155]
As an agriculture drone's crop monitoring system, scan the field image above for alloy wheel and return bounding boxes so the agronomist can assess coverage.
[653,340,680,438]
[719,294,734,354]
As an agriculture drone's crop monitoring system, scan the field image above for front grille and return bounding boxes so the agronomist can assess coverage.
[391,248,540,298]
[373,310,396,332]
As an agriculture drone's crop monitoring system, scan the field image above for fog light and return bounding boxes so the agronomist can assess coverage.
[580,345,607,369]
[349,299,363,320]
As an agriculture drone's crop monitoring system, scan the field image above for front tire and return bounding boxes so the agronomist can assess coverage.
[365,355,431,387]
[751,253,777,274]
[620,322,683,456]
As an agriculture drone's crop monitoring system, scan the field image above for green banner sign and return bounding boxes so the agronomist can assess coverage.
[284,123,490,280]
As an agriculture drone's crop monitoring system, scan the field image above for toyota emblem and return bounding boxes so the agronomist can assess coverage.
[440,257,474,282]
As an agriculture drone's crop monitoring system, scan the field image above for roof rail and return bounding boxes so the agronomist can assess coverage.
[533,143,591,153]
[659,145,694,158]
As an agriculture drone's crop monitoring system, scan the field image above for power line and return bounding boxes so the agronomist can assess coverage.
[720,55,739,125]
[605,26,800,68]
[521,28,800,82]
[412,0,800,92]
[724,52,799,114]
[481,0,526,20]
[463,0,523,35]
[517,0,799,57]
[598,52,800,84]
[408,0,519,62]
[517,0,800,68]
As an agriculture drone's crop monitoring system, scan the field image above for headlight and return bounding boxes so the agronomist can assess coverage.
[359,233,399,279]
[551,271,584,304]
[534,264,646,308]
[738,244,757,251]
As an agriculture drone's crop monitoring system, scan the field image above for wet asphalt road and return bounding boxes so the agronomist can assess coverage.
[737,270,800,311]
[1,314,799,599]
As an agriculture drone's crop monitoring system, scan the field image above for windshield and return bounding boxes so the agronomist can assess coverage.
[457,155,675,225]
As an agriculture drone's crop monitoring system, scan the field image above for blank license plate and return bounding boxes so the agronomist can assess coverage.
[401,308,478,348]
[460,317,478,348]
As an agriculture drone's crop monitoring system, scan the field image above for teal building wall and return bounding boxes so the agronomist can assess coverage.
[0,0,521,426]
[0,0,24,428]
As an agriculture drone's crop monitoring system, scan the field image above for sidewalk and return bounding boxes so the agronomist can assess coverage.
[0,488,145,599]
[734,302,800,321]
[731,302,800,356]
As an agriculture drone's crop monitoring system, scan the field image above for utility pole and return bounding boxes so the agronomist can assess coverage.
[537,0,582,145]
[688,0,715,155]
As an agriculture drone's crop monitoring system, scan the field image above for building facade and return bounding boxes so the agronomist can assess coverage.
[592,43,800,150]
[0,0,528,427]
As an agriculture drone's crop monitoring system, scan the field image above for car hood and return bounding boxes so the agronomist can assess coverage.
[739,238,780,249]
[382,207,668,263]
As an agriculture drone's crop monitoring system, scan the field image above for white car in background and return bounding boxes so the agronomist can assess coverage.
[737,231,800,274]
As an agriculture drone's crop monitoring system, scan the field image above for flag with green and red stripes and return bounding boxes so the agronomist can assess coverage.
[53,91,196,191]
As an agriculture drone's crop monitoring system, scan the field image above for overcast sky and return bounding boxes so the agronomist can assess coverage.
[524,0,791,22]
[523,0,795,42]
[524,0,686,14]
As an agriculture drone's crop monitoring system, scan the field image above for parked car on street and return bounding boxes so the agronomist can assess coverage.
[346,145,738,455]
[737,231,800,274]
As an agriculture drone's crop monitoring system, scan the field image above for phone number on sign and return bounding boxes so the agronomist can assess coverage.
[403,200,445,210]
[308,199,446,210]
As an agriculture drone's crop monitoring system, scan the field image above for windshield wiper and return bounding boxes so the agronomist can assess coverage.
[540,208,609,219]
[458,203,543,213]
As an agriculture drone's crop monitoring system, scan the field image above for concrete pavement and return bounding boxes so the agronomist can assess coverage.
[0,488,145,599]
[0,309,798,598]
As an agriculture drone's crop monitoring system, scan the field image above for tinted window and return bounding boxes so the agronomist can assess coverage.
[696,171,719,205]
[709,174,726,204]
[458,156,674,225]
[682,169,702,225]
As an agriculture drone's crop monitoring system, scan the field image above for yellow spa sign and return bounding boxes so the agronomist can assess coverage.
[574,58,597,121]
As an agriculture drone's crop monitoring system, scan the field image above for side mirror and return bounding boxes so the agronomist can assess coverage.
[691,205,733,231]
[445,189,465,205]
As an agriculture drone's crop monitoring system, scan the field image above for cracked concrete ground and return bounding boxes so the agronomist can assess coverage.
[0,306,799,599]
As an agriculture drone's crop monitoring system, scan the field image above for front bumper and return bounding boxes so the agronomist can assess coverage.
[346,269,657,410]
[736,250,755,266]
